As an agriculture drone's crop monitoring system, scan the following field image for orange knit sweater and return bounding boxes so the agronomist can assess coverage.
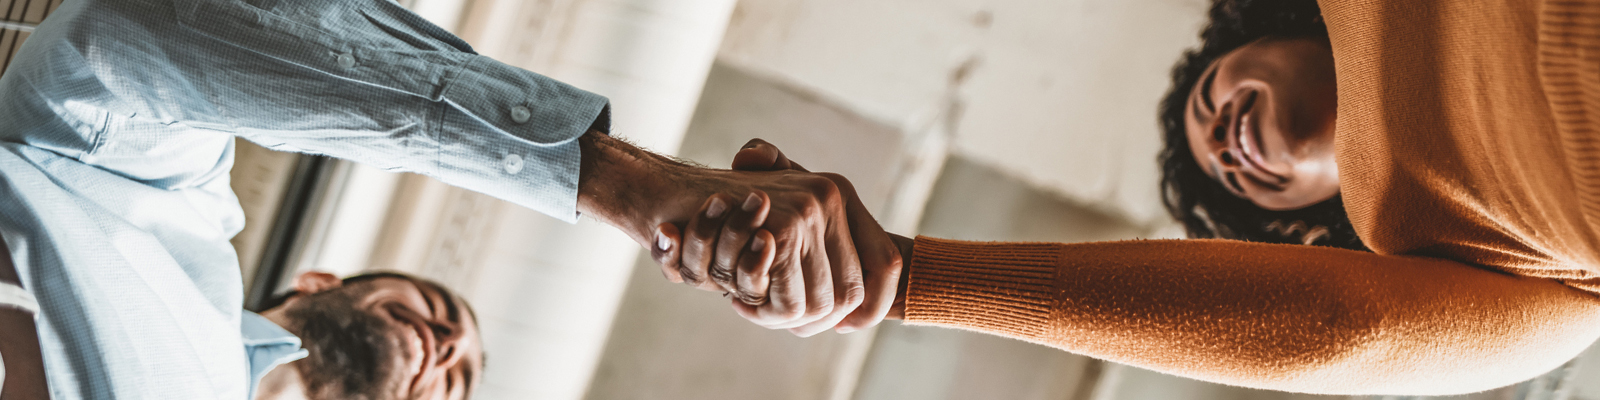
[901,0,1600,395]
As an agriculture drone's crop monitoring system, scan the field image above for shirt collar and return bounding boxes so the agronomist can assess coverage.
[241,311,309,400]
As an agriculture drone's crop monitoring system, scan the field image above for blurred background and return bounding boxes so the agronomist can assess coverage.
[5,0,1600,399]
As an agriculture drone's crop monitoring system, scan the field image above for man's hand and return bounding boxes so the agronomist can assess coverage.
[668,139,909,336]
[573,131,867,332]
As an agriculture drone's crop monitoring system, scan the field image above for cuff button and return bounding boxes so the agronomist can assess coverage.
[503,153,525,174]
[336,53,356,69]
[510,105,532,124]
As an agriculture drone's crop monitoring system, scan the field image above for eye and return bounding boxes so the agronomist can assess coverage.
[431,323,454,340]
[1224,172,1246,194]
[438,344,455,362]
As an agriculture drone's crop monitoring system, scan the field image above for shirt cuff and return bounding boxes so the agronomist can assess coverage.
[442,55,609,145]
[434,55,609,223]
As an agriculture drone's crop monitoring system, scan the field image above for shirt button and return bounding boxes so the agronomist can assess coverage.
[510,105,532,124]
[503,154,524,174]
[336,53,356,69]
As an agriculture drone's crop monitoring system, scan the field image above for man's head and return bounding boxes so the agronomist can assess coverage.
[262,271,483,400]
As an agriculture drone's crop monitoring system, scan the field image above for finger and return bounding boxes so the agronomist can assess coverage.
[650,223,686,284]
[712,191,771,297]
[731,229,776,306]
[766,225,842,330]
[750,237,807,326]
[732,139,784,171]
[827,176,902,333]
[732,139,809,172]
[789,299,856,337]
[682,193,736,290]
[789,175,864,335]
[788,215,867,337]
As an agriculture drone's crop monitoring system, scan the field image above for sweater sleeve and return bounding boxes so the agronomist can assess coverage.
[903,237,1600,395]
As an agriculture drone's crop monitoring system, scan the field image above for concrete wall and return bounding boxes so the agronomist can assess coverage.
[718,0,1208,225]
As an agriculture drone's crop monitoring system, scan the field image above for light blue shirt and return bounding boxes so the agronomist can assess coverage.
[240,312,309,400]
[0,0,608,397]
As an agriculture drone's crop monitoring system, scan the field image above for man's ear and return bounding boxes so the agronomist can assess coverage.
[293,271,342,294]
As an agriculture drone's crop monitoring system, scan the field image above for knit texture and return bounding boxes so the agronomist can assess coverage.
[902,0,1600,395]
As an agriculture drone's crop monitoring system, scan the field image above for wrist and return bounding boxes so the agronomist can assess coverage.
[575,131,713,245]
[886,233,914,320]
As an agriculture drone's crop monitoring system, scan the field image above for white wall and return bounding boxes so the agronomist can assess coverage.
[718,0,1208,225]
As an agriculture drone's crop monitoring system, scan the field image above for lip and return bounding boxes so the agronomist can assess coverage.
[392,307,436,394]
[1231,91,1289,188]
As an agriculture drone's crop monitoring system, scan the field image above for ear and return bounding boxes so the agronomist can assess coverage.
[293,271,342,294]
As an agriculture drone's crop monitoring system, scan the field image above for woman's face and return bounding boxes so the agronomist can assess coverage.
[1184,37,1340,211]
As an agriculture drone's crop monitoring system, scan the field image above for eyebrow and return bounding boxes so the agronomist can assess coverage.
[1194,65,1220,119]
[425,282,461,325]
[461,365,476,400]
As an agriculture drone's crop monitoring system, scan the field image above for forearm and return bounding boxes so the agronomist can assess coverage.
[1,240,49,399]
[575,131,716,245]
[901,237,1600,395]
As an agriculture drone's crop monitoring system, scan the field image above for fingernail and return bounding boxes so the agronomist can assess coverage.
[656,231,671,250]
[742,192,761,212]
[707,197,728,218]
[751,234,765,252]
[837,327,856,334]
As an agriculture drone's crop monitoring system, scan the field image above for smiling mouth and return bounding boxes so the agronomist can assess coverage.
[1232,91,1289,188]
[390,308,436,394]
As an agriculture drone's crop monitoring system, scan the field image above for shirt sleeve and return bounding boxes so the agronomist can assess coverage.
[11,0,609,222]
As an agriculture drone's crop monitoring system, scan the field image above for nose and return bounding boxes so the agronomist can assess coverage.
[433,324,465,369]
[1205,102,1244,171]
[1199,100,1252,195]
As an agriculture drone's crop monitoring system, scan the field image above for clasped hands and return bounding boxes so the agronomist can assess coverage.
[649,139,912,337]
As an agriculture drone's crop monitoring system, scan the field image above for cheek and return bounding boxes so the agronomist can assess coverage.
[1185,125,1219,172]
[1285,85,1339,142]
[1255,161,1340,211]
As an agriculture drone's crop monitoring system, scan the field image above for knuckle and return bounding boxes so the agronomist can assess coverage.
[806,298,835,317]
[803,175,841,198]
[842,285,865,309]
[677,266,703,286]
[707,263,735,285]
[733,290,767,306]
[775,308,805,322]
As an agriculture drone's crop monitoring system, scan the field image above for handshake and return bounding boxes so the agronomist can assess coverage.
[576,133,913,337]
[652,139,916,337]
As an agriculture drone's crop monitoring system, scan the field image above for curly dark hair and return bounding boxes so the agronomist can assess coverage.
[1157,0,1367,251]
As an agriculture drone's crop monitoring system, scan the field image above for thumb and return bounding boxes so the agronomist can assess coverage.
[651,223,686,284]
[732,139,808,172]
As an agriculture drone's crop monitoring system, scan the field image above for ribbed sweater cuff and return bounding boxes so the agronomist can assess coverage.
[904,236,1060,339]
